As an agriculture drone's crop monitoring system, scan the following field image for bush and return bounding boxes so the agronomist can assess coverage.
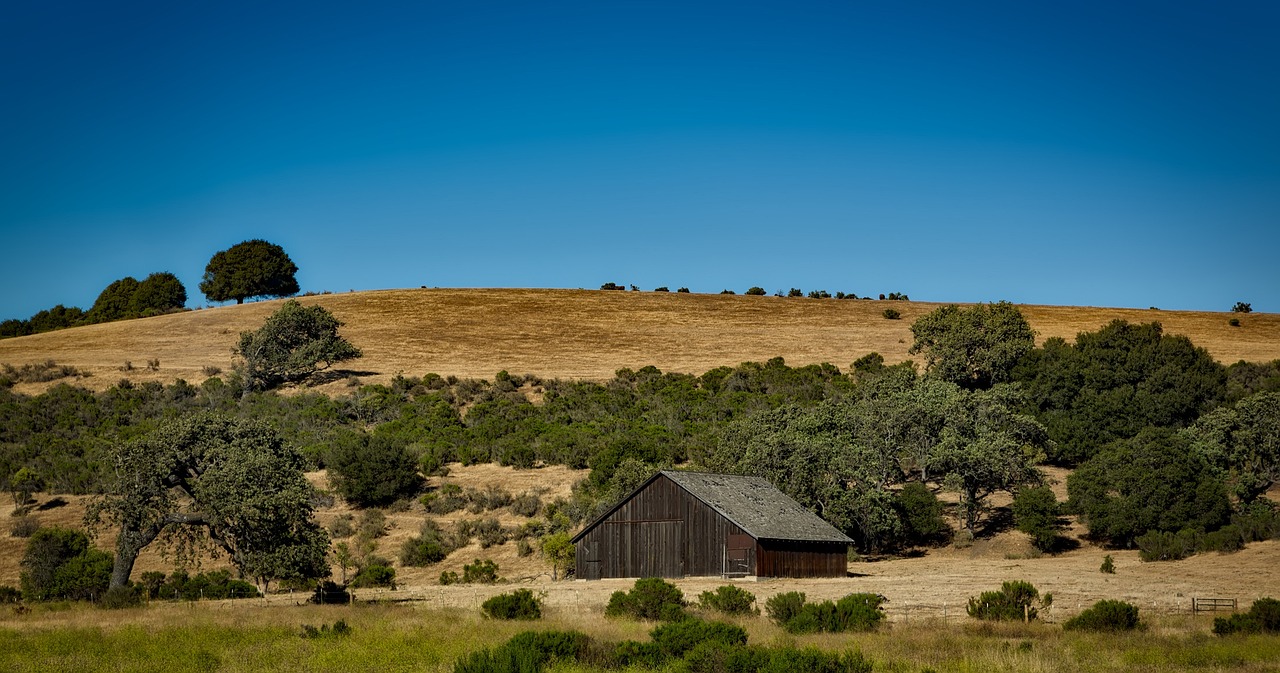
[19,527,111,602]
[422,484,467,514]
[476,518,508,548]
[0,586,21,603]
[1229,318,1241,327]
[1100,555,1115,574]
[882,308,901,320]
[482,589,543,620]
[350,563,396,588]
[1136,529,1199,561]
[967,580,1046,621]
[895,482,949,546]
[100,585,144,610]
[300,620,352,638]
[651,618,747,658]
[1012,486,1064,552]
[463,558,500,584]
[400,520,454,566]
[310,581,351,604]
[765,591,807,626]
[698,585,757,615]
[677,287,690,293]
[605,577,686,621]
[1233,302,1253,314]
[10,516,39,538]
[328,514,355,539]
[327,435,423,508]
[612,640,667,669]
[150,570,260,600]
[654,287,669,292]
[510,492,542,517]
[1064,600,1140,632]
[1213,598,1280,635]
[454,630,591,673]
[745,287,767,296]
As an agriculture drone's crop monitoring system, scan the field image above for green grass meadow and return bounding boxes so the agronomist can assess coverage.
[2,603,1279,673]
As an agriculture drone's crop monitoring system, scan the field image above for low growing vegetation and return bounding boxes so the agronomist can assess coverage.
[967,581,1051,622]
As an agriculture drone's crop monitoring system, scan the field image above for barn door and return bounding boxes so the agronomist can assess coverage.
[636,521,684,578]
[579,537,601,580]
[725,534,753,576]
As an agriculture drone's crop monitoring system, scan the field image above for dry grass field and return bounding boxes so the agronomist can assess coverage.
[1,288,1277,394]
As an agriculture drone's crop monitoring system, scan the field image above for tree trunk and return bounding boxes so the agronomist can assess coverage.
[111,526,161,588]
[236,297,244,304]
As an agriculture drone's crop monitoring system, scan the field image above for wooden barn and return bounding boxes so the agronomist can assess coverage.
[572,471,852,580]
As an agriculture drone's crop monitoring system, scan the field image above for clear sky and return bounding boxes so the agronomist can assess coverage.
[2,1,1278,320]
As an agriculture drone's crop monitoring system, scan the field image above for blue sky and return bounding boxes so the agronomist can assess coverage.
[2,1,1278,319]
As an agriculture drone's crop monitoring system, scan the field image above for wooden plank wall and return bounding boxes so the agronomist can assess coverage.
[756,540,848,578]
[576,475,751,579]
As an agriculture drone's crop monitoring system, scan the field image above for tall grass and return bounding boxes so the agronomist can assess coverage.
[1,604,1277,673]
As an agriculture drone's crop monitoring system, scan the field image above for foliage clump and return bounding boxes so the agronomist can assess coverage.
[300,620,352,638]
[482,588,544,620]
[19,527,111,602]
[1012,486,1065,552]
[235,300,362,392]
[1213,598,1280,635]
[327,434,422,508]
[1064,600,1140,632]
[698,585,758,615]
[140,569,260,600]
[201,239,299,305]
[765,591,886,633]
[605,577,686,621]
[967,580,1050,621]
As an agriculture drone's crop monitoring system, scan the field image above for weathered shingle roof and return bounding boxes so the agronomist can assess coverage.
[661,471,853,544]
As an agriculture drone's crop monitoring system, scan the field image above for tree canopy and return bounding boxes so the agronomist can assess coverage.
[326,434,423,507]
[909,301,1035,390]
[1013,320,1226,465]
[1184,391,1280,504]
[86,272,187,324]
[1067,427,1231,547]
[235,300,362,392]
[200,239,299,304]
[86,414,329,589]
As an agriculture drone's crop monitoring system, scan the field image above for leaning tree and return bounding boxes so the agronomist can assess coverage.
[200,239,300,304]
[87,415,329,591]
[235,299,362,393]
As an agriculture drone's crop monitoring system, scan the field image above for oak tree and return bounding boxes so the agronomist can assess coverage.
[200,239,299,304]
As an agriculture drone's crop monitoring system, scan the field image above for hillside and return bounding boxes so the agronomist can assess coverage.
[2,288,1277,393]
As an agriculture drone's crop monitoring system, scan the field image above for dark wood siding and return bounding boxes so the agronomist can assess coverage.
[756,540,847,578]
[575,474,751,579]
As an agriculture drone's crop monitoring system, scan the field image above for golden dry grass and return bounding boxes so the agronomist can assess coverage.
[1,288,1276,394]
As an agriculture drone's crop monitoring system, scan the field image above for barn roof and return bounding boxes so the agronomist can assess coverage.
[661,471,853,544]
[572,470,853,544]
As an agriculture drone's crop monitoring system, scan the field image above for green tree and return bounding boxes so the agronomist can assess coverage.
[20,527,112,601]
[1012,486,1064,552]
[130,272,187,315]
[235,300,362,392]
[1233,302,1253,314]
[1184,392,1280,504]
[745,286,767,296]
[86,276,141,324]
[9,467,42,508]
[86,415,330,590]
[200,239,300,304]
[1067,427,1231,547]
[928,385,1048,532]
[326,434,423,508]
[909,301,1035,390]
[1013,320,1227,465]
[541,532,575,580]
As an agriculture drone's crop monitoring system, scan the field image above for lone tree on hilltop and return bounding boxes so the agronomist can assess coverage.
[87,415,330,591]
[235,300,362,393]
[200,239,299,304]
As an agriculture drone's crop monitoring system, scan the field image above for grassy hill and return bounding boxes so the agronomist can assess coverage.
[2,288,1277,393]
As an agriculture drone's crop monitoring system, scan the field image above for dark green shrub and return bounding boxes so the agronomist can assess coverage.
[151,570,260,600]
[327,434,423,508]
[612,640,667,668]
[1213,598,1280,635]
[781,594,885,634]
[310,581,351,604]
[1229,318,1241,327]
[651,618,747,657]
[476,518,508,548]
[882,308,901,320]
[1100,555,1115,574]
[100,585,144,610]
[761,647,872,673]
[765,591,807,626]
[463,559,500,584]
[0,585,20,603]
[400,520,454,566]
[1200,524,1245,553]
[439,571,459,585]
[895,482,950,546]
[482,589,543,620]
[720,289,736,295]
[454,629,592,673]
[605,577,686,621]
[677,287,690,293]
[1064,600,1140,631]
[510,492,542,517]
[19,528,111,602]
[423,484,467,514]
[10,516,39,538]
[1012,486,1064,552]
[654,287,669,292]
[745,287,767,296]
[967,581,1045,621]
[350,563,396,588]
[1136,529,1199,561]
[300,620,352,638]
[698,585,758,615]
